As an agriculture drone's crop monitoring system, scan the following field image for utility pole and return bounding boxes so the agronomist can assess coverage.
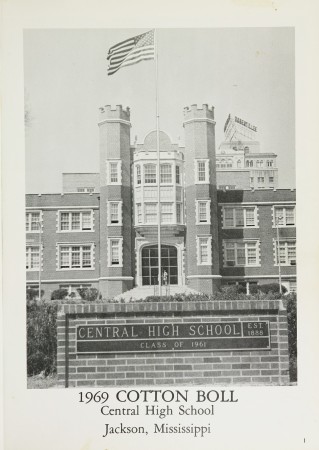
[276,216,282,295]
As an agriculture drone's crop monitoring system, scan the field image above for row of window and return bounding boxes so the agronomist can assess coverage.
[106,160,210,186]
[26,239,296,271]
[135,203,183,225]
[25,205,296,232]
[250,176,274,184]
[246,160,274,168]
[26,241,121,270]
[216,159,242,169]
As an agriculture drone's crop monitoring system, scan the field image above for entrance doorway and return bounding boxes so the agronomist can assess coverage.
[141,244,178,286]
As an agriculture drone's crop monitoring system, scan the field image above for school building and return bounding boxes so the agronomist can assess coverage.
[26,104,296,299]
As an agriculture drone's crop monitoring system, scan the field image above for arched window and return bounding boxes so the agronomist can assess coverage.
[227,159,232,168]
[244,146,249,152]
[144,164,156,184]
[250,161,254,167]
[246,160,250,168]
[221,159,226,168]
[237,160,242,168]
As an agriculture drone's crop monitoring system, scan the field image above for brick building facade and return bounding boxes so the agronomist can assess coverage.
[26,104,296,299]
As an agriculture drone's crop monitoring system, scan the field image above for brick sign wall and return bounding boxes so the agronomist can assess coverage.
[57,300,289,387]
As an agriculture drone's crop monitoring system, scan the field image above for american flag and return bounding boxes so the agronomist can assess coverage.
[107,30,155,76]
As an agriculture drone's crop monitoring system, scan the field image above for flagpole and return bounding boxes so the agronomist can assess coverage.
[155,29,162,296]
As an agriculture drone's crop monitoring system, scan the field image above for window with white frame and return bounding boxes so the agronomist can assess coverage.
[160,164,172,184]
[161,203,173,223]
[197,236,212,265]
[196,200,210,224]
[145,203,157,223]
[136,164,141,185]
[274,206,296,227]
[107,160,121,184]
[108,238,123,266]
[176,203,182,224]
[136,203,142,224]
[59,210,93,231]
[58,244,93,269]
[224,240,259,267]
[176,165,181,184]
[275,240,296,266]
[195,159,209,183]
[26,211,42,232]
[144,164,157,184]
[108,201,122,225]
[26,245,41,270]
[223,206,257,228]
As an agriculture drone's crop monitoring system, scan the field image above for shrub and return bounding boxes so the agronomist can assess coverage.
[26,288,44,301]
[258,283,287,294]
[77,288,100,302]
[27,300,58,376]
[51,289,68,300]
[285,293,297,382]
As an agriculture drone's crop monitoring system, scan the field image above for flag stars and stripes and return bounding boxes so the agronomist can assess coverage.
[107,30,155,75]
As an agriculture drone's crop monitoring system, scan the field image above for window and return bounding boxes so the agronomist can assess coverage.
[136,203,142,224]
[267,160,274,167]
[275,240,296,266]
[221,159,226,168]
[223,207,257,228]
[108,238,123,267]
[176,165,181,184]
[224,241,259,267]
[237,160,242,168]
[77,187,95,193]
[107,160,121,184]
[195,159,209,183]
[160,164,172,183]
[257,177,264,183]
[250,177,254,184]
[246,160,250,168]
[26,211,41,232]
[136,165,141,185]
[145,203,157,223]
[227,159,232,168]
[196,200,210,224]
[144,164,156,184]
[197,236,212,265]
[269,176,274,183]
[59,210,93,231]
[58,245,93,269]
[26,246,41,270]
[161,203,173,223]
[274,206,296,226]
[108,201,122,225]
[176,203,182,223]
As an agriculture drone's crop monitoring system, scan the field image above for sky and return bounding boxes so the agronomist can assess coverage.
[24,28,295,193]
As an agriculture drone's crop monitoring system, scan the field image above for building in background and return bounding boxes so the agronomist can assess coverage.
[216,115,278,190]
[26,105,296,299]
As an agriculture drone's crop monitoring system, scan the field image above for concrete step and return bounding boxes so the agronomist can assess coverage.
[114,285,200,302]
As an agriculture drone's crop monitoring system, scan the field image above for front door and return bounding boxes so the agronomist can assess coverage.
[141,244,178,286]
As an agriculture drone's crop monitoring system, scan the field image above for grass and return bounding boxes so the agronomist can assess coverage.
[27,374,58,389]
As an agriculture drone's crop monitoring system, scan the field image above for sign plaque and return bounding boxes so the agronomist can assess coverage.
[76,321,270,354]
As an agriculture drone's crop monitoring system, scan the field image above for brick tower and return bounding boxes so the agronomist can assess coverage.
[98,105,133,298]
[183,104,221,294]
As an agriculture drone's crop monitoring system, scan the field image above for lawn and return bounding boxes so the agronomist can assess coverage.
[27,374,58,389]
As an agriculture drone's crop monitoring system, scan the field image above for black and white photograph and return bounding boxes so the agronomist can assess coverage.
[24,27,296,389]
[2,1,319,449]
